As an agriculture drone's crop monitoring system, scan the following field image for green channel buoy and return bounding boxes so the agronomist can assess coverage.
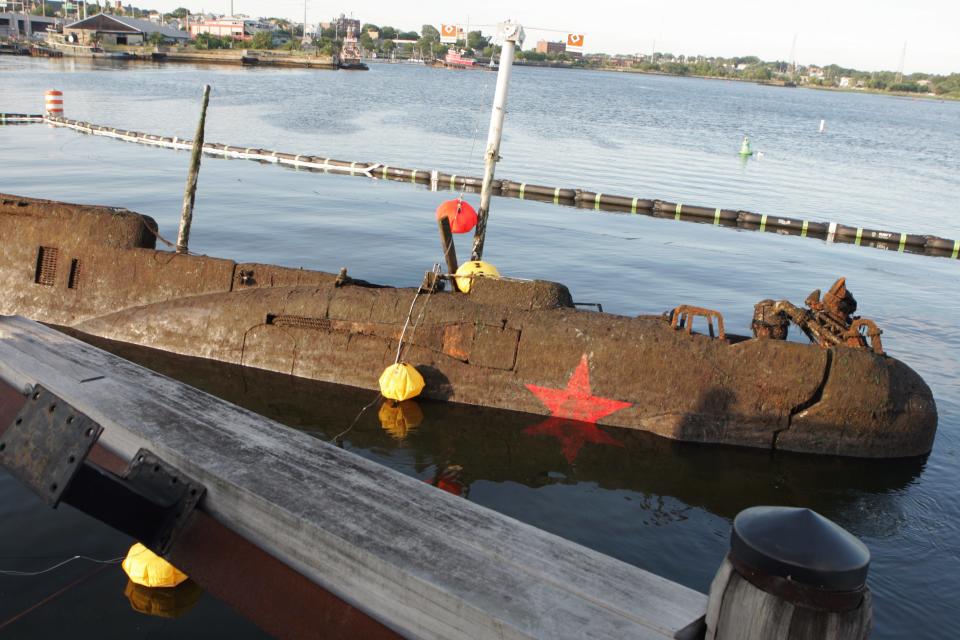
[739,136,753,157]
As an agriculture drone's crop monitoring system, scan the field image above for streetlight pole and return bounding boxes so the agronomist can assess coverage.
[470,21,524,261]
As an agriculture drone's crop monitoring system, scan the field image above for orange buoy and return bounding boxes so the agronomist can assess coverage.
[44,90,63,117]
[435,199,478,234]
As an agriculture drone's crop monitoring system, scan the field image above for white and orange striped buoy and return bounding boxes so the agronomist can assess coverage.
[44,90,63,117]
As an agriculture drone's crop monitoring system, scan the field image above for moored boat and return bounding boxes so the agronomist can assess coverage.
[445,50,475,68]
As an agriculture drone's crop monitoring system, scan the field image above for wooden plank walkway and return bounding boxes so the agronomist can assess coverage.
[0,316,707,639]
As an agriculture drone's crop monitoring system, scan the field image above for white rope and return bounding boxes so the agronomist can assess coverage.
[0,554,124,577]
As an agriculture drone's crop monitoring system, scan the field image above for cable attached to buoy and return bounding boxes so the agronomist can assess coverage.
[332,264,442,444]
[0,554,124,576]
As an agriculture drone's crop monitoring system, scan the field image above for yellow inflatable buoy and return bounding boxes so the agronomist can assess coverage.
[378,400,425,440]
[122,543,188,588]
[378,363,425,401]
[455,261,500,293]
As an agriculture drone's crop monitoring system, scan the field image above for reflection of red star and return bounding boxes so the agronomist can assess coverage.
[523,354,631,462]
[525,417,624,463]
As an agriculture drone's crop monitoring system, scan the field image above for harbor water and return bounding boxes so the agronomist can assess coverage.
[0,56,958,638]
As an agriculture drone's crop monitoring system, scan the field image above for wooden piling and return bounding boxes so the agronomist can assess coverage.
[176,84,210,255]
[706,506,873,639]
[437,215,459,284]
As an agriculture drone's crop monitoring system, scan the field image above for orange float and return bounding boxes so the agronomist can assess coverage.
[435,199,478,234]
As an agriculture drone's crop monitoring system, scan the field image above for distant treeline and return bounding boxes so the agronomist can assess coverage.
[523,51,960,98]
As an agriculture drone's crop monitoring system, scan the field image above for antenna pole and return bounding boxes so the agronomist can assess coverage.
[896,41,906,84]
[789,33,797,78]
[470,21,524,261]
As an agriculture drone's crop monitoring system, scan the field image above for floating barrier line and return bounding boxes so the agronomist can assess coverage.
[15,115,958,262]
[0,113,45,124]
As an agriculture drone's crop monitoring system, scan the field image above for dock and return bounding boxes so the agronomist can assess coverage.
[0,316,707,639]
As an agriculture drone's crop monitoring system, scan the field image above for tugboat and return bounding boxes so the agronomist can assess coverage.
[337,26,368,70]
[444,49,475,68]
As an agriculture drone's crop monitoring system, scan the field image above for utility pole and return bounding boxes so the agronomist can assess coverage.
[789,33,797,78]
[470,21,524,262]
[896,41,907,84]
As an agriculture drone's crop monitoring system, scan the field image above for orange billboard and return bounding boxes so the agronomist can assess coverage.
[440,24,459,43]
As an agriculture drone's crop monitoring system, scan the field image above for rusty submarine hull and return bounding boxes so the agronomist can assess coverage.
[0,194,937,458]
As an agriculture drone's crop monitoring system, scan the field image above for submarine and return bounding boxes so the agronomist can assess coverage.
[0,194,937,458]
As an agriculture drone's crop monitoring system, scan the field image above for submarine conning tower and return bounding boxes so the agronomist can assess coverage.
[0,194,938,458]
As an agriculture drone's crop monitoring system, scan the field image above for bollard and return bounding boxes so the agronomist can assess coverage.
[706,506,872,639]
[44,90,63,117]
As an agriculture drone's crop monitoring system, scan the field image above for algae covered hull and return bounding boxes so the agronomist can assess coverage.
[0,194,937,458]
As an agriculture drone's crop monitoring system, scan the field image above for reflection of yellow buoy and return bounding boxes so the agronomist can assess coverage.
[455,261,500,293]
[124,579,202,619]
[378,400,424,439]
[378,363,425,401]
[122,543,188,588]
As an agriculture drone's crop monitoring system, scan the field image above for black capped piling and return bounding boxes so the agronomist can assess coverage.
[706,506,873,639]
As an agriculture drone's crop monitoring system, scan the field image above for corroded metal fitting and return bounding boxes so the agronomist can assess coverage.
[752,299,789,340]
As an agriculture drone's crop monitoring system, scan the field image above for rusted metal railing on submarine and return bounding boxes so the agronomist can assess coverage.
[3,112,957,261]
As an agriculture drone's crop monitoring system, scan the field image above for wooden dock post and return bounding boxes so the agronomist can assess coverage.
[705,506,873,639]
[176,84,211,254]
[437,215,459,283]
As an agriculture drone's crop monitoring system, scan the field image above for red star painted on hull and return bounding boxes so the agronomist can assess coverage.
[524,354,632,463]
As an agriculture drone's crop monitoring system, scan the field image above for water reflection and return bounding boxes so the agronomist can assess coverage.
[124,580,203,619]
[75,331,924,534]
[378,400,424,440]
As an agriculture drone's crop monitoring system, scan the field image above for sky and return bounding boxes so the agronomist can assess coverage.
[147,0,958,74]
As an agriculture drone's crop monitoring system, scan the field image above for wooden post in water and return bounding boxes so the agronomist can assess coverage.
[470,22,524,261]
[706,506,873,639]
[437,215,459,284]
[176,84,211,254]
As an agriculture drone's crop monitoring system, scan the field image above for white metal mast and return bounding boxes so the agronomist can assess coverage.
[470,21,524,261]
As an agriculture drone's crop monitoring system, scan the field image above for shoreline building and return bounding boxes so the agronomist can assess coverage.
[535,39,566,55]
[188,16,273,41]
[62,14,189,45]
[329,13,359,38]
[0,12,58,38]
